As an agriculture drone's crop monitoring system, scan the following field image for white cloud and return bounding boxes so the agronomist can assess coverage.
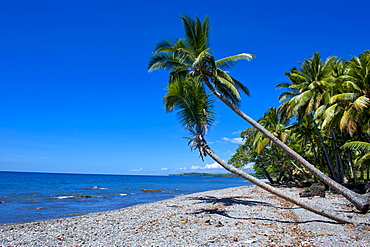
[243,163,254,171]
[130,168,143,172]
[190,162,223,170]
[41,157,53,160]
[232,131,242,135]
[161,168,168,171]
[221,137,244,144]
[205,162,222,169]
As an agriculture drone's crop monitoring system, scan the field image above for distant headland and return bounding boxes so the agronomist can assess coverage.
[168,172,239,177]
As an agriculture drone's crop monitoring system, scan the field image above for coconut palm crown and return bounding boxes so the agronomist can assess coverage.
[164,78,215,160]
[148,15,254,107]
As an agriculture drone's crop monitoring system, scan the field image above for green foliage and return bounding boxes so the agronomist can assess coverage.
[252,164,265,177]
[230,51,370,184]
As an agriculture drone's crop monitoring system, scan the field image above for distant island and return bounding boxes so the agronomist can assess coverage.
[169,172,239,177]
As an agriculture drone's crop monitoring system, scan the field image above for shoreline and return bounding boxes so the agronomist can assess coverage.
[0,172,251,225]
[1,185,369,246]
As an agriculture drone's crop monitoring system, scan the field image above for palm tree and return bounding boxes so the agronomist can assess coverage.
[164,77,356,224]
[149,15,370,213]
[328,51,370,137]
[253,107,290,154]
[315,52,370,182]
[277,53,339,181]
[148,15,254,107]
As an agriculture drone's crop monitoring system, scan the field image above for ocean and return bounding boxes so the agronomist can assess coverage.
[0,171,251,224]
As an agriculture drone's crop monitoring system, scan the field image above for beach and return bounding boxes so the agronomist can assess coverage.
[1,185,369,246]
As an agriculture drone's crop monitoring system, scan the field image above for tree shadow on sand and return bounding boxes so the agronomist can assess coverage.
[188,196,341,225]
[188,195,280,208]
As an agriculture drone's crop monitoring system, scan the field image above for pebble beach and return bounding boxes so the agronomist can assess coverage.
[1,185,369,246]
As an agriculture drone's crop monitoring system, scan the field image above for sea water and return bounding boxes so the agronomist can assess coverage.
[0,171,251,224]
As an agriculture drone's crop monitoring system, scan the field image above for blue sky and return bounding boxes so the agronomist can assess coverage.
[1,0,369,175]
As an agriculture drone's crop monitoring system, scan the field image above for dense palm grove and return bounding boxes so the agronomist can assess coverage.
[229,51,370,186]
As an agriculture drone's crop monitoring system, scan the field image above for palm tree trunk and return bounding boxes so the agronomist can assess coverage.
[331,130,345,183]
[205,82,370,213]
[347,152,357,183]
[261,166,275,184]
[202,143,356,224]
[312,120,338,182]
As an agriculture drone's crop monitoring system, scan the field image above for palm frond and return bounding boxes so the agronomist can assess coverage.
[330,93,358,104]
[353,96,370,111]
[314,104,327,119]
[164,78,216,137]
[230,76,250,96]
[357,153,370,165]
[340,107,360,136]
[181,15,210,54]
[153,40,176,54]
[278,91,298,102]
[169,67,191,82]
[215,53,254,70]
[276,82,291,90]
[148,53,187,72]
[214,69,250,96]
[173,48,195,65]
[192,49,214,69]
[256,137,270,154]
[342,141,370,153]
[321,104,343,131]
[212,75,242,106]
[291,90,313,115]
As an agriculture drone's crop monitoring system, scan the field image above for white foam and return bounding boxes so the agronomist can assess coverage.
[90,186,107,190]
[55,196,74,199]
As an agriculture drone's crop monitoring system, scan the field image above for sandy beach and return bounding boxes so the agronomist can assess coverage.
[1,185,369,246]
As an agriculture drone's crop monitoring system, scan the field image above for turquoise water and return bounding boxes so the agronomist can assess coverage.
[0,171,251,224]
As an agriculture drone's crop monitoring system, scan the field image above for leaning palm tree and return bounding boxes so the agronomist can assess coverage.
[164,77,356,224]
[148,15,370,213]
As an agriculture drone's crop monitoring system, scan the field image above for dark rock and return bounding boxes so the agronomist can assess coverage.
[141,189,164,193]
[365,183,370,193]
[214,221,223,227]
[297,181,313,188]
[300,183,326,198]
[76,195,92,198]
[345,183,370,194]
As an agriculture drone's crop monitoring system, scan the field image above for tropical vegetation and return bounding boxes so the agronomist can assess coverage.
[148,15,369,223]
[162,75,354,224]
[230,51,370,188]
